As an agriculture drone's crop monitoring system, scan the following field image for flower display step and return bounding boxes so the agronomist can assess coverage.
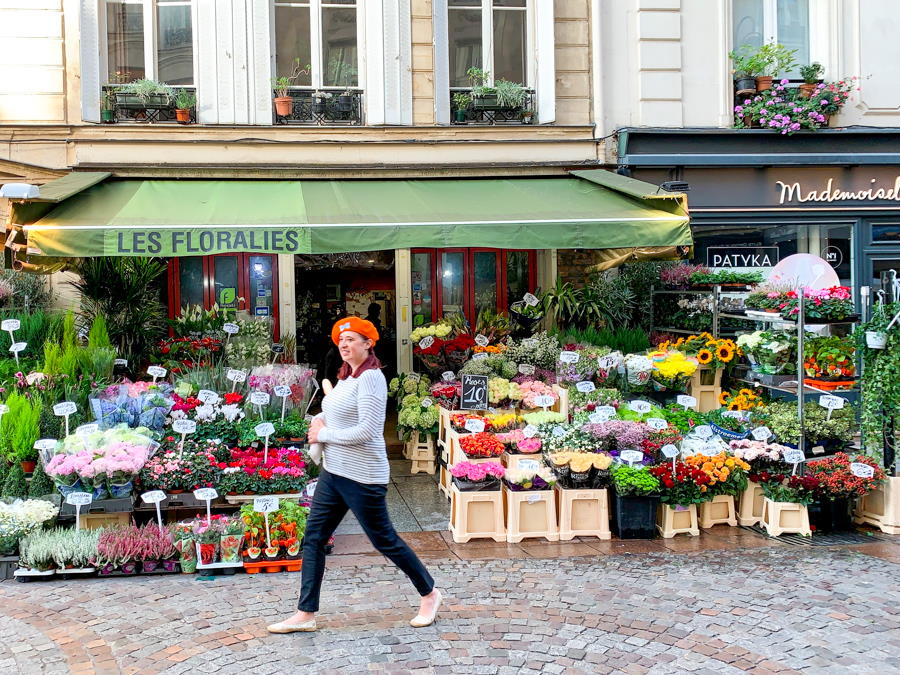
[243,560,302,574]
[657,504,700,538]
[738,483,765,526]
[554,485,610,541]
[687,367,722,413]
[502,453,544,472]
[223,492,303,505]
[761,498,811,537]
[700,495,738,528]
[854,476,900,535]
[503,487,559,543]
[406,431,436,475]
[449,484,506,543]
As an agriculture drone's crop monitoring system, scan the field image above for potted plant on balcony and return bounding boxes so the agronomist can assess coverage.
[729,43,796,92]
[452,92,471,123]
[101,89,117,123]
[337,86,355,113]
[271,58,310,117]
[117,78,174,118]
[312,91,332,115]
[173,89,196,124]
[799,62,825,98]
[728,45,759,93]
[519,109,535,124]
[467,67,528,112]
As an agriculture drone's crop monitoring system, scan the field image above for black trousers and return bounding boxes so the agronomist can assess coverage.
[298,469,434,612]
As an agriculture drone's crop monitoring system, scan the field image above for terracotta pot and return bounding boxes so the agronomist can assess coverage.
[755,76,774,91]
[169,489,184,494]
[799,83,818,98]
[273,96,293,116]
[175,108,191,123]
[20,460,36,474]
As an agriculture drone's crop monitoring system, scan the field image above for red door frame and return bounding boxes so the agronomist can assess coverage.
[167,253,280,336]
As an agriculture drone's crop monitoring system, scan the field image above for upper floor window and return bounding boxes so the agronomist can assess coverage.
[104,0,194,85]
[733,0,809,78]
[273,0,359,89]
[448,0,527,88]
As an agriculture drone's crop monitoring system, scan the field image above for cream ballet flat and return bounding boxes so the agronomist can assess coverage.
[409,590,442,628]
[266,619,317,634]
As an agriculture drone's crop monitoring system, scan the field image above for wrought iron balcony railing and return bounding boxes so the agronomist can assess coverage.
[273,89,364,126]
[101,85,196,124]
[450,88,536,125]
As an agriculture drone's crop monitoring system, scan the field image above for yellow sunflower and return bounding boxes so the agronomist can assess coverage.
[718,391,730,405]
[698,349,713,365]
[727,401,741,411]
[739,388,754,397]
[717,344,735,362]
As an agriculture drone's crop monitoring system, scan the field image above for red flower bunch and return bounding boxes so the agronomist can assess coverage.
[450,412,492,432]
[641,426,683,461]
[805,453,885,499]
[459,432,504,459]
[171,393,201,412]
[223,392,243,405]
[648,462,711,505]
[444,334,475,353]
[414,339,445,356]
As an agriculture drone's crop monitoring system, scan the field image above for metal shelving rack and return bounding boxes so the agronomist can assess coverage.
[650,285,752,337]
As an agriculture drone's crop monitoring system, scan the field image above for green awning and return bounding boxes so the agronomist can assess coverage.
[20,175,691,257]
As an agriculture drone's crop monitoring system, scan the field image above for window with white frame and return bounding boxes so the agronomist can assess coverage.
[733,0,809,78]
[448,0,527,88]
[103,0,194,85]
[273,0,359,90]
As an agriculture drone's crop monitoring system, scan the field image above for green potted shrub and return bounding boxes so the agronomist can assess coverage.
[519,108,535,124]
[452,92,471,123]
[799,62,824,98]
[609,463,661,539]
[173,89,196,124]
[118,78,174,108]
[101,89,117,123]
[728,45,758,93]
[729,43,797,91]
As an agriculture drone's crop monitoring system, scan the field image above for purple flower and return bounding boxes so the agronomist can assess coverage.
[791,123,800,130]
[793,107,802,113]
[734,106,743,113]
[820,99,829,105]
[780,78,790,85]
[744,99,751,105]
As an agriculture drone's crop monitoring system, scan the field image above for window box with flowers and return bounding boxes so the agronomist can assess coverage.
[734,77,859,134]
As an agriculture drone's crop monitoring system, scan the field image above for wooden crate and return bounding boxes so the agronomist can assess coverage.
[688,367,722,413]
[81,512,131,530]
[854,476,900,535]
[554,484,611,541]
[449,484,506,543]
[657,504,699,538]
[407,431,436,475]
[738,483,765,526]
[503,487,559,543]
[761,498,811,537]
[700,495,737,528]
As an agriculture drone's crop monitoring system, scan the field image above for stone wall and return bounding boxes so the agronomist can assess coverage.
[557,249,604,287]
[555,0,592,125]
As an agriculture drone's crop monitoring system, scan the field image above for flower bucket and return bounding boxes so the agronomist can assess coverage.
[140,560,160,573]
[120,562,138,575]
[108,481,133,498]
[866,331,888,349]
[99,563,115,576]
[808,498,853,533]
[57,479,83,498]
[91,485,110,501]
[162,559,179,573]
[452,477,501,492]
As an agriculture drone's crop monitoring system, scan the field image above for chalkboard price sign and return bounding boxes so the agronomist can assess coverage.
[459,374,489,411]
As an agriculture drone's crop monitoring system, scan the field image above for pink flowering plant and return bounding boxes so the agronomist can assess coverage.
[516,380,558,409]
[516,437,542,454]
[734,77,858,135]
[779,286,854,321]
[450,461,504,490]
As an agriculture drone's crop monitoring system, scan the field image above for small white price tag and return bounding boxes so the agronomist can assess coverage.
[250,392,270,406]
[141,490,167,504]
[197,389,220,404]
[519,459,540,471]
[223,322,239,334]
[783,448,805,464]
[463,419,485,433]
[522,338,537,349]
[595,405,616,418]
[661,444,679,458]
[418,335,435,349]
[526,494,542,504]
[559,351,580,364]
[598,355,617,370]
[676,395,697,409]
[646,417,668,431]
[552,425,566,437]
[518,363,536,375]
[818,395,845,410]
[407,373,421,382]
[850,462,875,479]
[254,496,279,513]
[34,439,56,451]
[694,425,714,439]
[589,411,611,424]
[475,334,489,347]
[523,293,539,307]
[226,369,247,383]
[1,319,20,331]
[620,450,644,465]
[114,358,128,367]
[76,424,99,436]
[722,411,745,419]
[172,419,196,434]
[255,422,275,437]
[522,424,538,438]
[147,365,167,379]
[472,353,489,361]
[0,404,7,415]
[575,381,596,393]
[53,401,77,416]
[441,371,455,382]
[9,342,26,353]
[533,395,555,409]
[751,426,773,441]
[421,397,433,408]
[66,492,92,506]
[273,385,292,397]
[681,447,696,458]
[194,487,219,500]
[628,400,652,415]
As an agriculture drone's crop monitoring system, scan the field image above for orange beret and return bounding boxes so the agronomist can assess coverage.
[331,316,379,346]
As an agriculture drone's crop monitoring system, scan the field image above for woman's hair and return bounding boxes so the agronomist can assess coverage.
[337,350,382,380]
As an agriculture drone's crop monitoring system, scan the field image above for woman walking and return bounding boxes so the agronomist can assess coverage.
[267,317,442,634]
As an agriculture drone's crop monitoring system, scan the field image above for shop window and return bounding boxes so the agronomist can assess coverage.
[872,222,900,244]
[412,248,535,327]
[449,0,526,86]
[104,0,194,85]
[732,0,809,78]
[167,253,279,334]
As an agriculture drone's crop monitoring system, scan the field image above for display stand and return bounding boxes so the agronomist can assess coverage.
[854,476,900,534]
[738,483,765,526]
[406,431,436,475]
[687,368,723,413]
[761,498,811,537]
[699,495,738,528]
[503,487,559,543]
[448,484,506,543]
[554,485,611,540]
[657,504,699,538]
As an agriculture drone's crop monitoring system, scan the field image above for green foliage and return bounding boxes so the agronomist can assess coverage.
[122,78,174,102]
[173,88,196,109]
[274,413,309,439]
[68,257,167,366]
[541,276,636,331]
[28,461,55,498]
[617,263,664,330]
[0,270,52,310]
[593,328,651,354]
[728,42,797,78]
[610,464,660,497]
[855,304,900,459]
[493,79,527,108]
[689,270,763,286]
[87,315,112,350]
[0,310,60,359]
[1,393,39,462]
[1,463,27,498]
[799,62,824,84]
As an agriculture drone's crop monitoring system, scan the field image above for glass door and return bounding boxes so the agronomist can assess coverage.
[439,250,467,318]
[472,249,499,316]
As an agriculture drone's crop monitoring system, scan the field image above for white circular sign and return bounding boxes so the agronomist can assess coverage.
[533,395,555,408]
[751,426,773,441]
[620,450,644,464]
[66,492,93,506]
[850,462,875,478]
[523,293,539,307]
[418,335,435,349]
[441,371,456,382]
[172,419,196,434]
[226,369,247,383]
[197,389,220,404]
[522,424,538,438]
[576,381,596,393]
[147,366,167,378]
[141,490,167,504]
[646,417,668,431]
[194,487,219,500]
[628,400,652,415]
[254,496,279,513]
[518,364,536,375]
[676,395,697,409]
[475,334,489,347]
[694,425,714,439]
[223,322,240,334]
[559,351,580,364]
[9,342,26,353]
[661,444,679,458]
[1,319,20,331]
[463,419,485,433]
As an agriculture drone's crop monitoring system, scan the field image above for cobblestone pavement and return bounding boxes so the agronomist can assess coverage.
[0,533,898,675]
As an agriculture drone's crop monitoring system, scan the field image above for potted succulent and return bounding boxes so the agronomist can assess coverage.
[452,92,471,123]
[609,463,661,539]
[799,62,825,98]
[173,89,196,124]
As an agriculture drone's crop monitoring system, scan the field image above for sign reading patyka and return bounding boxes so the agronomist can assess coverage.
[707,246,780,268]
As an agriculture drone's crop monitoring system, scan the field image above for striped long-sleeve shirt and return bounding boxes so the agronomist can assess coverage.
[317,368,389,485]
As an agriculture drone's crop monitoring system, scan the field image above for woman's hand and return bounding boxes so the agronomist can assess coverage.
[308,417,326,444]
